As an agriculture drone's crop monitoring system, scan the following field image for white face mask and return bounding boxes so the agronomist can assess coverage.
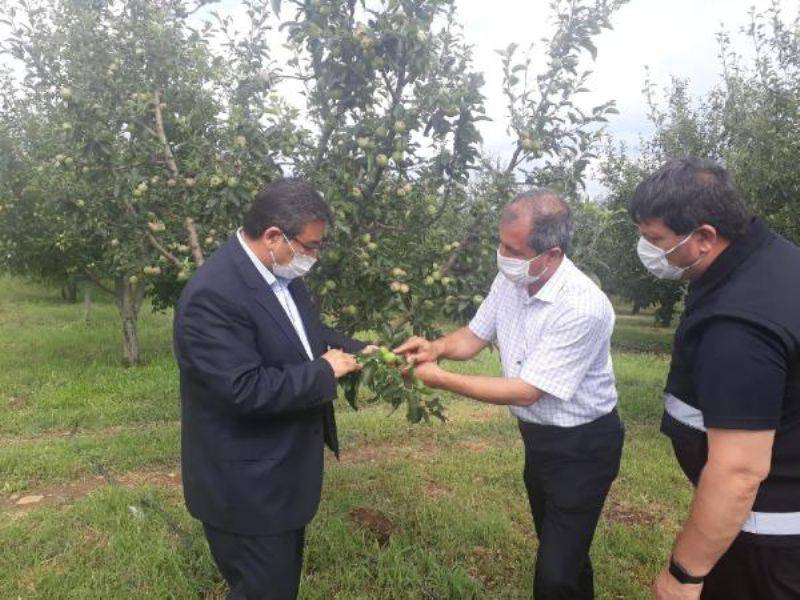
[271,233,317,280]
[636,232,700,280]
[496,248,550,286]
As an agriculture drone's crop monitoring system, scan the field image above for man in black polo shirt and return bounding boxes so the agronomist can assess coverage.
[629,158,800,600]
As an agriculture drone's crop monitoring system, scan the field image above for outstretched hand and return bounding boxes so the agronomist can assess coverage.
[393,336,439,365]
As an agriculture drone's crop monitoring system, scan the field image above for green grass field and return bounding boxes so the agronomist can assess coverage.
[0,275,690,599]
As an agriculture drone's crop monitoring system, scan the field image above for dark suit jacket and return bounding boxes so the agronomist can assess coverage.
[173,236,364,535]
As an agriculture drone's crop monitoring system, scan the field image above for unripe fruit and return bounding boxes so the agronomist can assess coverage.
[394,120,406,133]
[376,154,389,167]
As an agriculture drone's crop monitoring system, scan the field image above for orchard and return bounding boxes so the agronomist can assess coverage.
[2,0,622,425]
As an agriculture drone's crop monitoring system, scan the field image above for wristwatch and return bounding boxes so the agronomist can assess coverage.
[669,556,705,585]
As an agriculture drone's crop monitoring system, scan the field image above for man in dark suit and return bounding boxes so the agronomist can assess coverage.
[173,178,371,599]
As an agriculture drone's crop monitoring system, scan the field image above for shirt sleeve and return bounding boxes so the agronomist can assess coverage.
[518,310,610,402]
[694,318,787,430]
[468,274,503,342]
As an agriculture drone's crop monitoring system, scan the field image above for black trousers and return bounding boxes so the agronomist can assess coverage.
[702,536,800,600]
[203,523,306,600]
[518,410,624,600]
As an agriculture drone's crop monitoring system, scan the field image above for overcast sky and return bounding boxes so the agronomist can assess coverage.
[455,0,799,196]
[5,0,796,196]
[214,0,796,197]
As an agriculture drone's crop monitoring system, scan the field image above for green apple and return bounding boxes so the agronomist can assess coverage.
[376,154,389,167]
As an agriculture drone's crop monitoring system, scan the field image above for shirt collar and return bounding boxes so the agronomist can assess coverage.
[523,256,574,304]
[686,218,772,312]
[237,228,278,286]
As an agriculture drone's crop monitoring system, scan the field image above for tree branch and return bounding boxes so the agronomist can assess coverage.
[144,230,183,270]
[82,269,115,296]
[185,217,205,266]
[153,89,204,266]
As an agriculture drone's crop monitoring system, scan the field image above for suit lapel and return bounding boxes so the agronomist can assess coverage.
[228,237,310,361]
[288,280,327,359]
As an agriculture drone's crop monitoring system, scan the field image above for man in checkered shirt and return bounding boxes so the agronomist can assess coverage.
[396,190,624,599]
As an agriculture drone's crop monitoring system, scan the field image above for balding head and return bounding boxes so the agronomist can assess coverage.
[501,189,572,254]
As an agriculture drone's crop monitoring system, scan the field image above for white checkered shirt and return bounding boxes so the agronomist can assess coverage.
[469,257,618,427]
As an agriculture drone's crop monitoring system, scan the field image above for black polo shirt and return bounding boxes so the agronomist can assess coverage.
[661,219,800,546]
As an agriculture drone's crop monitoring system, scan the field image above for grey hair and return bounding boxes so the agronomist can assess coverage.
[501,189,572,254]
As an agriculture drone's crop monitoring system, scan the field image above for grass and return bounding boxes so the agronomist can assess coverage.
[0,275,689,599]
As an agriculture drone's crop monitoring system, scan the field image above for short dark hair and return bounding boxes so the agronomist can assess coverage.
[502,189,573,254]
[629,158,750,240]
[243,178,332,238]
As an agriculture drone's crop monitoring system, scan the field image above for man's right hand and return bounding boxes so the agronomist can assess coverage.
[393,336,440,365]
[322,349,362,379]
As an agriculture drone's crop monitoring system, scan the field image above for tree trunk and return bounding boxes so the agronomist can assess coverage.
[62,280,78,303]
[632,300,641,315]
[83,283,93,324]
[114,277,145,367]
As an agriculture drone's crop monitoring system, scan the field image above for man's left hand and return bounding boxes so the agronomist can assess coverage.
[361,344,381,355]
[652,568,702,600]
[412,361,445,388]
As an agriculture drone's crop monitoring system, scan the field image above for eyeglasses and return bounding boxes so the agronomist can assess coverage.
[286,236,322,257]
